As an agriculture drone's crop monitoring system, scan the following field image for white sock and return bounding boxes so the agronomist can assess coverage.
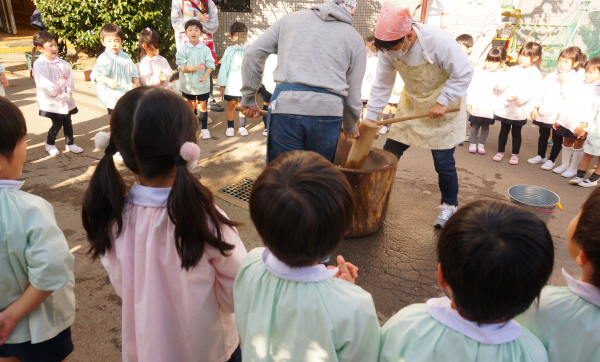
[442,202,456,208]
[561,145,573,168]
[570,148,584,171]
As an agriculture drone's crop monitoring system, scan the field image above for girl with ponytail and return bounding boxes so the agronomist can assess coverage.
[82,86,245,362]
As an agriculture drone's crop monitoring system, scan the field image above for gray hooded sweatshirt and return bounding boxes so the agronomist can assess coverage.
[240,3,366,133]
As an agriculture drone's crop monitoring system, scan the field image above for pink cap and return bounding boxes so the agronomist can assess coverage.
[375,3,413,41]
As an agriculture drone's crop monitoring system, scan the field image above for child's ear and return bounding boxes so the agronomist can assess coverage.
[576,249,589,267]
[437,263,449,289]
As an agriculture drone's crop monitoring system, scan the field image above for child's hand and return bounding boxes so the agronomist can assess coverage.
[578,131,588,139]
[196,63,206,72]
[107,78,119,89]
[133,78,140,88]
[220,86,225,98]
[553,122,559,130]
[466,105,472,113]
[199,75,207,83]
[530,108,538,120]
[330,255,358,284]
[0,72,8,88]
[0,311,17,345]
[507,95,517,102]
[574,123,587,137]
[159,71,168,82]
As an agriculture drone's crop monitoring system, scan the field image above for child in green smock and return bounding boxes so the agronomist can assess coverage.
[515,188,600,362]
[234,151,380,362]
[379,200,554,362]
[0,98,75,362]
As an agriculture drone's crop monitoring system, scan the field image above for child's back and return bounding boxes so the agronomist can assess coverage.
[379,200,554,362]
[234,151,380,361]
[515,187,600,361]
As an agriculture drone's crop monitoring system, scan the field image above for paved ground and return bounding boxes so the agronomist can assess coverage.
[1,51,590,361]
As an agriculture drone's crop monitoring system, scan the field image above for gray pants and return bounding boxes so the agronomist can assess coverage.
[469,123,490,144]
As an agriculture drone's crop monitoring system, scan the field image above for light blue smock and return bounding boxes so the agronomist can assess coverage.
[90,50,139,109]
[216,44,247,97]
[176,42,215,95]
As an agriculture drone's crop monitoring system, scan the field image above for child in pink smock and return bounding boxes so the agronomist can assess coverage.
[82,87,247,362]
[136,28,173,89]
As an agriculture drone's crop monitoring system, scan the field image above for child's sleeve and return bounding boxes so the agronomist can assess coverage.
[216,48,232,87]
[161,57,174,80]
[66,66,75,94]
[90,54,111,83]
[24,200,74,292]
[176,48,187,70]
[513,70,541,104]
[0,62,5,73]
[207,212,247,313]
[33,62,61,97]
[129,57,139,79]
[466,74,477,106]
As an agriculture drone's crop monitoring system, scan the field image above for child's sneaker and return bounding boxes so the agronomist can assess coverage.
[45,143,60,156]
[553,164,569,174]
[478,144,486,155]
[579,178,598,187]
[468,144,477,153]
[548,138,554,146]
[263,129,268,137]
[527,155,546,164]
[541,160,555,170]
[492,152,505,162]
[226,128,235,137]
[379,125,389,135]
[509,154,519,165]
[561,168,577,178]
[201,129,211,140]
[569,176,584,185]
[239,127,249,136]
[66,144,83,153]
[435,204,457,228]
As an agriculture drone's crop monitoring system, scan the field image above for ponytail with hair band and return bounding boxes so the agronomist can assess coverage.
[174,142,201,171]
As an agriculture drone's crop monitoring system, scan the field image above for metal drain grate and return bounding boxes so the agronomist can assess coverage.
[219,178,255,202]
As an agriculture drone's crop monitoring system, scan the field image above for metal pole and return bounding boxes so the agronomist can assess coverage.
[420,0,428,23]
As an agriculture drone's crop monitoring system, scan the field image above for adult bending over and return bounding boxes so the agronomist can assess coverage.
[366,4,473,228]
[240,0,365,163]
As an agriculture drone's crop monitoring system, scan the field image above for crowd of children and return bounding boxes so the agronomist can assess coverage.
[2,10,600,362]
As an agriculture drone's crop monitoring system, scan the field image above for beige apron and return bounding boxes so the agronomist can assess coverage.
[389,27,466,150]
[453,0,493,71]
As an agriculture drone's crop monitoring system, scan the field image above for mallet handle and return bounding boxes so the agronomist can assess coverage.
[375,107,461,126]
[235,105,268,118]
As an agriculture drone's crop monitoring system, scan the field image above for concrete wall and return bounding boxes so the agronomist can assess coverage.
[212,0,600,57]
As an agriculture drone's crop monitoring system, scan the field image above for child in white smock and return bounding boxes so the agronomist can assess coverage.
[234,151,380,362]
[32,31,84,156]
[217,22,249,137]
[528,47,582,168]
[136,28,173,89]
[83,87,246,362]
[493,42,543,165]
[550,57,600,179]
[379,200,554,362]
[0,98,76,362]
[515,187,600,361]
[466,46,506,155]
[91,23,139,115]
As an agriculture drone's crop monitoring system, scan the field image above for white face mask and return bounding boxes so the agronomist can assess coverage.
[385,37,410,59]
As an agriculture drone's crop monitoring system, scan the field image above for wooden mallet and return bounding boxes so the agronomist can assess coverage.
[344,107,461,170]
[235,105,267,117]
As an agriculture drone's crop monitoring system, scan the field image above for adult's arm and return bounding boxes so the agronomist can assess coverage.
[431,37,473,106]
[365,52,396,121]
[343,44,366,133]
[171,0,197,35]
[240,19,281,108]
[202,0,219,35]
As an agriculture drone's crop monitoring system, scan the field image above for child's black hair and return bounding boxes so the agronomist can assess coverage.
[585,56,600,73]
[249,151,354,267]
[100,23,125,41]
[82,87,240,270]
[578,52,588,71]
[374,36,405,52]
[0,97,27,160]
[364,34,376,46]
[229,22,248,36]
[519,42,543,69]
[456,34,474,49]
[573,187,600,287]
[185,19,203,32]
[437,200,554,322]
[486,46,507,63]
[137,28,161,61]
[558,46,582,71]
[33,30,56,49]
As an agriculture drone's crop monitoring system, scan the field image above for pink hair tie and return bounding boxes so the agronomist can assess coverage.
[178,142,201,171]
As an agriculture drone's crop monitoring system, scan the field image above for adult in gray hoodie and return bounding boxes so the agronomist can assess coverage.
[240,1,365,164]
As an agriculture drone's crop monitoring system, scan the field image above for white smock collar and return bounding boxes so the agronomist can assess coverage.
[468,0,486,4]
[125,183,171,207]
[233,43,249,50]
[262,248,338,283]
[426,297,522,345]
[563,268,600,307]
[187,41,205,49]
[38,56,62,64]
[0,180,25,189]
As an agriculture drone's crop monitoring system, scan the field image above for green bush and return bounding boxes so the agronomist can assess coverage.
[36,0,175,62]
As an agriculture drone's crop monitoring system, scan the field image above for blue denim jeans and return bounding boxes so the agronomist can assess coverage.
[383,138,459,206]
[267,113,343,163]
